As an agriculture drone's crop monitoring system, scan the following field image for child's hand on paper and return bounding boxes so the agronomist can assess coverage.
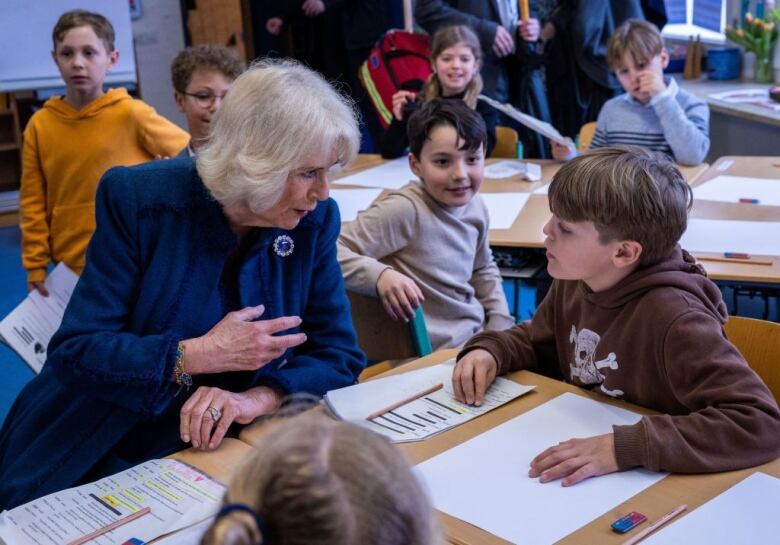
[551,137,577,161]
[636,71,666,102]
[391,90,417,120]
[452,348,498,406]
[376,268,424,322]
[28,281,49,297]
[528,433,618,486]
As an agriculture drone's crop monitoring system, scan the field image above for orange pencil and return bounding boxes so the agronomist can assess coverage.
[519,0,530,22]
[67,507,152,545]
[366,383,444,421]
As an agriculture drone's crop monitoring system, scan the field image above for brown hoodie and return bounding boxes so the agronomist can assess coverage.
[461,246,780,473]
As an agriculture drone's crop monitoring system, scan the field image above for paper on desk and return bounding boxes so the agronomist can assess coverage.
[0,262,78,373]
[708,88,769,102]
[0,459,224,545]
[151,517,213,545]
[484,160,542,181]
[324,360,535,443]
[332,157,414,189]
[642,472,780,545]
[681,218,780,256]
[693,175,780,206]
[479,193,530,229]
[330,188,383,221]
[479,95,567,144]
[533,183,550,195]
[415,392,667,545]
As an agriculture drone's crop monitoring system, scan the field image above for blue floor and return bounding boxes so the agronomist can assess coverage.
[0,226,34,423]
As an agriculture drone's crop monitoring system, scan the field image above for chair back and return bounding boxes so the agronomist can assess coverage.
[724,316,780,402]
[577,121,597,152]
[347,291,432,362]
[491,126,519,158]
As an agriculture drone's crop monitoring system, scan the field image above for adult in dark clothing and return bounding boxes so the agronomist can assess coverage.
[415,0,552,159]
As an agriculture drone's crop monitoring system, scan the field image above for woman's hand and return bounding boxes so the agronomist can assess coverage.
[391,90,416,121]
[28,281,49,296]
[180,385,281,450]
[376,268,424,322]
[183,305,307,375]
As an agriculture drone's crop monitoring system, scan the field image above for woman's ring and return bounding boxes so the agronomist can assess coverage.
[207,406,222,422]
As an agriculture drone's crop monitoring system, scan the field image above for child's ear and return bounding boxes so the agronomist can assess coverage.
[613,240,642,268]
[107,49,120,71]
[659,48,670,69]
[408,152,423,179]
[174,91,185,113]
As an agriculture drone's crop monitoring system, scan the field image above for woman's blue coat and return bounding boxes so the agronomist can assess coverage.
[0,158,365,508]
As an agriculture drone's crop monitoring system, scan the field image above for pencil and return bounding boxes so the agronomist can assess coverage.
[366,383,444,421]
[621,504,686,545]
[66,506,152,545]
[696,256,773,266]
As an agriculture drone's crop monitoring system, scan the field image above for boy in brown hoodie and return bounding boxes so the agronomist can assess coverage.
[454,146,780,486]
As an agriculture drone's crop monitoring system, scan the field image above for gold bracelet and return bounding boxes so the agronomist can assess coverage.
[173,341,192,396]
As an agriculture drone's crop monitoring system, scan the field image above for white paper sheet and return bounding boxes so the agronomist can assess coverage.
[681,219,780,256]
[484,160,542,181]
[324,360,535,443]
[333,157,415,189]
[643,472,780,545]
[151,518,213,545]
[0,262,78,373]
[330,188,383,221]
[693,175,780,205]
[479,193,530,229]
[479,95,567,144]
[533,183,550,195]
[0,459,224,545]
[415,393,667,545]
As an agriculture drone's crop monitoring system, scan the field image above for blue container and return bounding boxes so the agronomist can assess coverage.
[707,48,742,80]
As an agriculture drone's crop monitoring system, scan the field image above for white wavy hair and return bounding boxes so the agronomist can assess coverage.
[197,58,360,212]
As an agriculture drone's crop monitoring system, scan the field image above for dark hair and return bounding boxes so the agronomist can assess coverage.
[548,146,693,266]
[171,45,246,93]
[406,98,487,159]
[52,10,115,52]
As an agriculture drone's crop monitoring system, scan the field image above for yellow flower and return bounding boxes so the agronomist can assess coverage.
[767,22,775,32]
[737,28,745,39]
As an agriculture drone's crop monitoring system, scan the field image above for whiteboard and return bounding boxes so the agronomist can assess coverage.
[0,0,137,92]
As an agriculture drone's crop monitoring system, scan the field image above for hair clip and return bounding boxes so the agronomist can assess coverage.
[273,235,294,257]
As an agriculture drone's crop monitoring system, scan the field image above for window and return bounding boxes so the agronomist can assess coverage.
[662,0,727,44]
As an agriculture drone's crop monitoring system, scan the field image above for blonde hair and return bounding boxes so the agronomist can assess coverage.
[422,25,483,109]
[201,411,438,545]
[548,146,692,266]
[197,59,360,213]
[606,19,664,69]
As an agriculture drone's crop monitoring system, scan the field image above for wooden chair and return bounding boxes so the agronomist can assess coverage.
[577,121,597,153]
[724,316,780,402]
[347,291,433,377]
[491,126,519,158]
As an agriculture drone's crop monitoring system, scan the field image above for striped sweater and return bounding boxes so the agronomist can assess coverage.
[590,77,710,165]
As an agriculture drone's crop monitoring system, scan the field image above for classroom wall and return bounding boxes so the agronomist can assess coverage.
[131,0,186,128]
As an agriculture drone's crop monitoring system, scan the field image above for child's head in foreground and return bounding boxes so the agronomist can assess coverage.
[545,147,692,291]
[201,411,437,545]
[171,45,246,149]
[406,98,487,208]
[51,10,118,103]
[606,19,670,104]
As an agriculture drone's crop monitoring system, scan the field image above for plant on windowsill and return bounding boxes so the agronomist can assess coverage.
[726,11,778,83]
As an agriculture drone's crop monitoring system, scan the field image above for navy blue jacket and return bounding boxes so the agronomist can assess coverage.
[0,158,365,508]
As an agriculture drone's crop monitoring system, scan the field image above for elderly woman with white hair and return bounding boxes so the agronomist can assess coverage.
[0,60,366,508]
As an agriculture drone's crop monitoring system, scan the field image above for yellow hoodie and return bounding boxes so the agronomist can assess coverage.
[20,88,189,283]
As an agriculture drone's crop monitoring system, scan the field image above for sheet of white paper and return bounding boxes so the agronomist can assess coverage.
[0,262,78,372]
[681,219,780,256]
[533,183,550,195]
[333,157,414,189]
[709,88,769,102]
[330,188,383,221]
[151,518,213,545]
[479,193,530,229]
[693,175,780,205]
[479,95,567,144]
[484,160,542,181]
[415,393,666,545]
[643,472,780,545]
[0,459,224,545]
[324,360,535,443]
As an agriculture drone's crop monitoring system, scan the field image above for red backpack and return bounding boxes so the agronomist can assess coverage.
[358,30,432,129]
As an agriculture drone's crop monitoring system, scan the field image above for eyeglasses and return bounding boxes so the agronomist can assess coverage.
[181,91,228,107]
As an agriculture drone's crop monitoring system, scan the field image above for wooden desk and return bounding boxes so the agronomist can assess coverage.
[367,351,780,545]
[688,156,780,283]
[170,437,253,485]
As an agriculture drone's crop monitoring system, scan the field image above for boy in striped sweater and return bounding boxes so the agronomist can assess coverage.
[552,19,709,165]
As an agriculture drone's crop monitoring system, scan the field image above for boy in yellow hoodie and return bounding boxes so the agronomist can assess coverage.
[20,9,189,293]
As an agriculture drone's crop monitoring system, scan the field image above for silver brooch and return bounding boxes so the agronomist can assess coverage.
[273,235,294,257]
